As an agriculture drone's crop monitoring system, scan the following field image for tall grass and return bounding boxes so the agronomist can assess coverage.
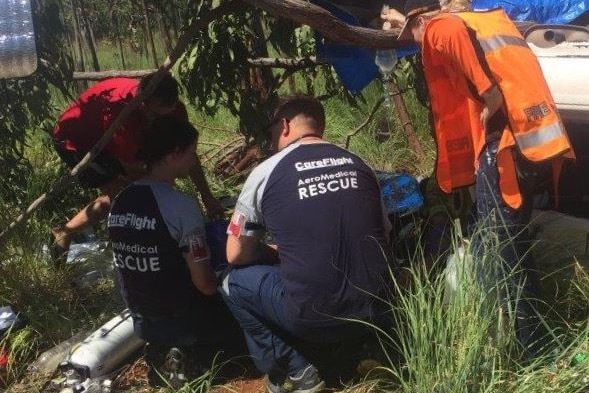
[352,222,589,393]
[3,30,589,393]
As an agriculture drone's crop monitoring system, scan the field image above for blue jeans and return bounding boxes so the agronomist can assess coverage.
[220,265,310,376]
[220,265,375,376]
[473,141,543,352]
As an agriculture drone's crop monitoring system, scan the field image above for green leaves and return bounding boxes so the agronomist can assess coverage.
[177,3,343,142]
[0,0,72,209]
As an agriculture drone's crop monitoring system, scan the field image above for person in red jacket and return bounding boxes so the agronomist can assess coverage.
[51,73,223,260]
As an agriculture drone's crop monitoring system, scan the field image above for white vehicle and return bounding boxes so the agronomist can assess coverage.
[519,24,589,218]
[525,24,589,125]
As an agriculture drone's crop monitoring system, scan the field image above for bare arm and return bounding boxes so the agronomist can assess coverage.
[189,156,224,218]
[480,85,504,131]
[183,231,218,295]
[226,234,279,266]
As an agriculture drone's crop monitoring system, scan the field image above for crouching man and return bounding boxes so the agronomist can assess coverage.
[221,96,390,393]
[107,116,237,386]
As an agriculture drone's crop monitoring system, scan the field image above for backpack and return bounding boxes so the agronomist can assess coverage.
[376,171,424,217]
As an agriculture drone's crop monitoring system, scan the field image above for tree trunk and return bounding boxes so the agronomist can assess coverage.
[113,7,127,69]
[251,12,272,78]
[65,26,76,66]
[156,6,173,51]
[387,77,424,157]
[79,0,100,71]
[141,0,159,69]
[70,0,85,72]
[288,74,296,94]
[249,11,274,98]
[170,6,180,40]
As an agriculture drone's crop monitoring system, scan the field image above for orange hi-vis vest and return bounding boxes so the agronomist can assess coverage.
[422,8,574,209]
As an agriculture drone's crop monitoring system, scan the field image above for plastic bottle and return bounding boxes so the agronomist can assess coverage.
[66,227,113,288]
[375,5,398,80]
[375,49,398,77]
[66,227,105,264]
[0,0,38,79]
[374,49,398,107]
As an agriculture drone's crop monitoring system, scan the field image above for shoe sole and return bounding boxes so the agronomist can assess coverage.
[292,380,326,393]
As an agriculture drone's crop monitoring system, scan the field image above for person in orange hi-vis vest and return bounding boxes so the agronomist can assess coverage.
[385,0,575,357]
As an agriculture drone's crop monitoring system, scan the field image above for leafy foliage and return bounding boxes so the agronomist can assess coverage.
[0,0,73,210]
[177,1,351,143]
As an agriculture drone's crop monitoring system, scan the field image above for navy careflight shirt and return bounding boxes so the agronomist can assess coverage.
[108,180,206,318]
[229,141,389,328]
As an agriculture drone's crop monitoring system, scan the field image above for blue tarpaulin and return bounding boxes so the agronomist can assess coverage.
[473,0,589,24]
[315,0,588,93]
[313,0,418,94]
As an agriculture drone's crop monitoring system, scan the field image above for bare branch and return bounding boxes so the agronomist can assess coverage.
[0,0,242,247]
[345,97,385,149]
[73,69,157,80]
[240,0,409,49]
[248,56,325,68]
[71,57,324,80]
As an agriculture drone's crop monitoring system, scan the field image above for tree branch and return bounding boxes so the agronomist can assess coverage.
[345,97,385,149]
[241,0,409,49]
[71,57,325,80]
[248,56,325,68]
[0,0,243,247]
[72,69,156,80]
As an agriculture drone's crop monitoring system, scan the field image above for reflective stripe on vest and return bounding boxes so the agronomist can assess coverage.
[478,35,528,53]
[455,9,572,163]
[514,122,566,151]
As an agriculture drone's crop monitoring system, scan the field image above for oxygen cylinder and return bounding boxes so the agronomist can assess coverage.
[65,310,144,379]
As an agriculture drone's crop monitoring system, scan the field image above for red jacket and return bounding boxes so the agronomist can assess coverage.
[53,78,188,165]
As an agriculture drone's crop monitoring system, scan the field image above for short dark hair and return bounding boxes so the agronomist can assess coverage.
[138,116,197,168]
[139,72,179,107]
[272,96,326,133]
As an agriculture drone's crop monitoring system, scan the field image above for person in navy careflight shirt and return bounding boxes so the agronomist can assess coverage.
[221,96,391,393]
[108,116,238,386]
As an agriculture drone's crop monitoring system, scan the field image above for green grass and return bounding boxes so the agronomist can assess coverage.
[2,33,589,393]
[346,226,589,393]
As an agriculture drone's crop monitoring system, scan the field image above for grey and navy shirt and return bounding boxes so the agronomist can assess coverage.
[108,180,206,318]
[229,141,389,327]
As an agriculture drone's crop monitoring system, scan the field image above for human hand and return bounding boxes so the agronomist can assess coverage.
[480,106,490,132]
[480,85,504,133]
[381,6,406,30]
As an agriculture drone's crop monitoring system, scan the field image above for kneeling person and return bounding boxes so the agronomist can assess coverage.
[107,116,227,385]
[222,96,390,393]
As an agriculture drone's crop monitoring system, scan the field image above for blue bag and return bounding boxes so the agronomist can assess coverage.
[376,172,424,216]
